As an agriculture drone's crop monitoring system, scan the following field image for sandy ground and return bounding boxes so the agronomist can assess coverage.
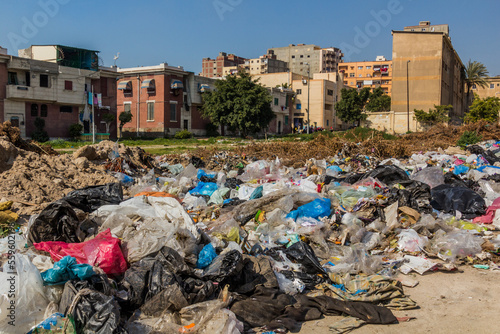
[300,266,500,334]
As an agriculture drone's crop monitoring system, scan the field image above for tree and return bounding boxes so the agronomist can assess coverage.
[465,60,489,108]
[118,111,132,138]
[32,117,49,142]
[464,95,500,123]
[413,105,452,126]
[69,123,83,141]
[335,87,370,126]
[201,71,274,137]
[365,87,391,112]
[101,112,115,134]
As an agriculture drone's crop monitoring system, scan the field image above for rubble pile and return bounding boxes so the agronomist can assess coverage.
[2,132,500,334]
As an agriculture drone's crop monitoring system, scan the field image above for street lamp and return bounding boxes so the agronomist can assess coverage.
[304,62,311,134]
[406,60,410,133]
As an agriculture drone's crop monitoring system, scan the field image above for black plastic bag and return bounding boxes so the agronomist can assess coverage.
[190,156,205,168]
[227,255,279,294]
[59,277,123,334]
[431,184,486,219]
[467,145,500,165]
[63,183,123,213]
[224,177,243,189]
[390,180,432,213]
[201,250,244,282]
[28,200,81,244]
[362,165,409,185]
[284,241,326,275]
[323,172,364,185]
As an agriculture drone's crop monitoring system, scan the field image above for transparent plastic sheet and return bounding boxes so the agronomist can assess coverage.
[0,234,26,254]
[208,187,230,205]
[330,245,383,275]
[397,229,429,252]
[0,253,49,334]
[183,193,208,210]
[411,167,445,189]
[275,271,305,295]
[238,160,270,182]
[430,230,484,262]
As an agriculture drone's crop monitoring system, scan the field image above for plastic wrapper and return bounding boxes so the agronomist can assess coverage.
[0,253,49,333]
[411,167,444,189]
[397,229,429,252]
[34,229,128,275]
[430,230,484,262]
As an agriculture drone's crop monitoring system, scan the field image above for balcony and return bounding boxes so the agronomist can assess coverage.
[6,85,57,102]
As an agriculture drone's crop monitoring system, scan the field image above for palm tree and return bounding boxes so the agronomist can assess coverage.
[465,60,489,109]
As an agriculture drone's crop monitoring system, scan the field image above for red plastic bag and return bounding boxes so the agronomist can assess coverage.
[34,229,128,275]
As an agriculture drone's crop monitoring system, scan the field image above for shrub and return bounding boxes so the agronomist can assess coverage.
[464,95,500,123]
[69,123,83,141]
[457,131,482,149]
[174,130,193,139]
[414,105,452,126]
[32,117,49,142]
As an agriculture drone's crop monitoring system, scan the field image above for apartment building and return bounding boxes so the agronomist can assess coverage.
[267,44,342,76]
[201,52,246,78]
[1,45,119,139]
[243,51,288,75]
[471,76,500,99]
[391,22,467,126]
[117,63,216,137]
[339,56,392,95]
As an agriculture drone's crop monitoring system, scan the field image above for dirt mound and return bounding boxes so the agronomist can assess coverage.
[0,121,58,155]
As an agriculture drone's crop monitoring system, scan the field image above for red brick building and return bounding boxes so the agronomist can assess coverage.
[117,63,216,137]
[201,52,246,78]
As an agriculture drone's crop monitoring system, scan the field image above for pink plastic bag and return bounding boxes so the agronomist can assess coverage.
[34,229,128,275]
[473,197,500,224]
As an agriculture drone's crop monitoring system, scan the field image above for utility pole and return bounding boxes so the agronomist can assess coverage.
[92,85,95,144]
[137,76,140,137]
[305,62,311,134]
[407,60,410,133]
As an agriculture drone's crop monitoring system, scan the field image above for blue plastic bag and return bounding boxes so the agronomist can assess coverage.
[197,169,217,180]
[41,256,95,285]
[196,243,218,269]
[327,165,343,173]
[286,198,331,220]
[249,185,263,200]
[453,165,469,175]
[188,182,218,196]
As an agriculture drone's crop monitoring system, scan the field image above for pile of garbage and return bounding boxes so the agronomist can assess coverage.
[3,136,500,333]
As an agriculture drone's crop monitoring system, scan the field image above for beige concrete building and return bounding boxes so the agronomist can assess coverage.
[391,22,467,132]
[471,76,500,99]
[267,44,342,76]
[404,21,449,35]
[244,51,288,75]
[339,56,392,95]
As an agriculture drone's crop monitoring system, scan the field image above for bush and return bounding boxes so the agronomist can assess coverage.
[457,131,482,149]
[32,117,49,142]
[174,130,193,139]
[69,123,83,140]
[205,123,220,137]
[464,95,500,123]
[414,105,452,126]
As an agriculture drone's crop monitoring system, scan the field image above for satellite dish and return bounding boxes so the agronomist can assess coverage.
[113,52,120,67]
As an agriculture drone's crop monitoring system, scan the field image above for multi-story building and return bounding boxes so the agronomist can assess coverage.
[471,76,500,99]
[266,87,294,134]
[267,44,342,76]
[391,22,467,128]
[1,45,119,139]
[0,51,8,123]
[243,51,288,75]
[339,56,392,95]
[404,21,449,35]
[117,63,216,137]
[201,52,246,78]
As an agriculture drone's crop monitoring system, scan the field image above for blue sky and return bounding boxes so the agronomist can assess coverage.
[1,0,498,75]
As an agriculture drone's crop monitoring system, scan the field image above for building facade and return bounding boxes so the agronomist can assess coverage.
[117,64,216,137]
[243,51,288,75]
[2,45,118,139]
[471,76,500,99]
[201,52,246,78]
[391,23,467,129]
[339,56,392,95]
[266,87,294,134]
[267,44,342,76]
[404,21,449,35]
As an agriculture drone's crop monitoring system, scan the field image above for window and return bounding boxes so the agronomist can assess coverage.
[490,84,495,89]
[41,104,48,117]
[40,74,49,87]
[366,66,371,70]
[147,102,155,121]
[296,89,302,95]
[285,116,289,125]
[101,78,108,97]
[31,104,38,117]
[349,73,355,77]
[358,66,363,70]
[184,120,189,130]
[124,103,131,113]
[300,55,303,58]
[327,89,334,96]
[291,55,295,59]
[60,106,72,113]
[64,80,73,90]
[8,72,18,85]
[25,72,31,86]
[296,104,301,110]
[359,74,362,77]
[307,55,310,58]
[170,102,177,121]
[326,120,329,126]
[274,98,279,106]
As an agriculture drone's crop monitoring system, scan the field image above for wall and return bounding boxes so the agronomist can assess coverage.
[472,77,500,99]
[0,62,6,122]
[25,102,79,138]
[362,110,424,133]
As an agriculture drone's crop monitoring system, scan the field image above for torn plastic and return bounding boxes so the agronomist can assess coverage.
[430,230,484,262]
[411,167,444,189]
[41,256,94,285]
[397,229,429,252]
